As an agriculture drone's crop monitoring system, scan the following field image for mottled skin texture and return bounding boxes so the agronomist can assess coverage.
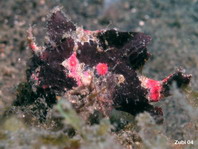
[16,8,191,123]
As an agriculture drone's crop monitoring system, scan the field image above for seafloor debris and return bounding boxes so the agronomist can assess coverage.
[15,7,191,122]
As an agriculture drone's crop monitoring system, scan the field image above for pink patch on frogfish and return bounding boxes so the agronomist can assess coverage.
[145,79,162,102]
[96,63,108,76]
[66,52,82,86]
